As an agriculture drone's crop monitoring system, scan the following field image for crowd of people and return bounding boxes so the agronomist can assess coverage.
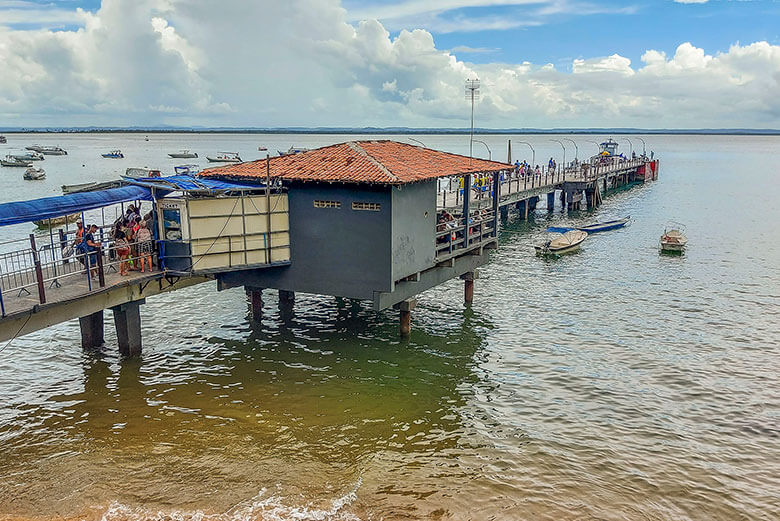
[70,204,156,280]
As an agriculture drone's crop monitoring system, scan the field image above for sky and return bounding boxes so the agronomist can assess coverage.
[1,0,779,129]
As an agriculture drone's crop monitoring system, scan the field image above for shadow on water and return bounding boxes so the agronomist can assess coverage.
[0,295,494,516]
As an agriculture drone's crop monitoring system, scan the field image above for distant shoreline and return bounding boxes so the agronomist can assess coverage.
[1,128,779,136]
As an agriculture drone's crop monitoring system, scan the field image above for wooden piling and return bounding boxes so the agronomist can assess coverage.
[398,299,416,337]
[246,286,263,321]
[461,271,478,304]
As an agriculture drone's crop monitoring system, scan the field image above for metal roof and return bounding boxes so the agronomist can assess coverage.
[199,140,510,185]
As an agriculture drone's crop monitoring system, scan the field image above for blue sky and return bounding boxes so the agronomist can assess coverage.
[2,0,779,128]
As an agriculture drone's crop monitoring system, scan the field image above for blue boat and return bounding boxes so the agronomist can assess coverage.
[546,216,630,235]
[101,150,124,159]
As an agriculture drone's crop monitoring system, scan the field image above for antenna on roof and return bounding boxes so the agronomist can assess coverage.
[465,78,480,165]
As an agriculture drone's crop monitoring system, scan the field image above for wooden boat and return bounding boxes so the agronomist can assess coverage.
[23,167,46,180]
[168,150,198,159]
[660,227,687,253]
[34,213,80,228]
[62,180,122,194]
[206,152,241,163]
[577,215,630,234]
[258,146,267,151]
[102,150,124,159]
[1,155,32,167]
[535,230,588,255]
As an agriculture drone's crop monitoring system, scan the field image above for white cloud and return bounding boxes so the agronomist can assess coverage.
[0,0,778,128]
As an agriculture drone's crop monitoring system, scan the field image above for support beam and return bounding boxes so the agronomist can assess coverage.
[279,289,295,307]
[79,310,104,350]
[398,298,416,337]
[245,286,263,321]
[460,270,479,304]
[547,191,555,212]
[112,300,142,357]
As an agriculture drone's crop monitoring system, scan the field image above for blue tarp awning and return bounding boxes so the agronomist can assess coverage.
[123,174,265,192]
[0,185,152,226]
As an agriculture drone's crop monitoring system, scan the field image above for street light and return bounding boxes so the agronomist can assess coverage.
[635,136,647,156]
[465,78,480,162]
[472,139,491,160]
[517,141,535,168]
[550,139,566,177]
[621,137,633,157]
[407,137,426,147]
[562,138,578,163]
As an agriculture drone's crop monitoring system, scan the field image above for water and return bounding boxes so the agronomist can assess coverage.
[0,133,778,520]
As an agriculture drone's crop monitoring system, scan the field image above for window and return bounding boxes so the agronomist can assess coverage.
[314,200,341,209]
[352,202,381,211]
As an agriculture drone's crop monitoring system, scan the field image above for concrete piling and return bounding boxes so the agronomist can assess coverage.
[461,271,478,304]
[79,310,104,350]
[112,300,142,357]
[398,298,416,337]
[246,286,263,321]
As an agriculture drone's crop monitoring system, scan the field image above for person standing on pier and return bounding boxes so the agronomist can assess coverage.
[83,224,102,280]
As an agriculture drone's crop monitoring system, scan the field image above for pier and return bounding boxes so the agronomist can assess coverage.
[0,140,657,352]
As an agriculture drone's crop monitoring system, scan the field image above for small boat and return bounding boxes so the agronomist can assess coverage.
[278,146,309,156]
[25,145,42,152]
[0,136,6,144]
[11,152,45,161]
[34,213,80,227]
[206,152,241,163]
[62,180,122,194]
[577,215,630,234]
[1,155,32,167]
[168,150,198,159]
[660,224,687,253]
[125,167,161,179]
[39,146,67,155]
[535,230,588,255]
[174,164,200,175]
[258,146,267,151]
[102,150,124,159]
[24,167,46,180]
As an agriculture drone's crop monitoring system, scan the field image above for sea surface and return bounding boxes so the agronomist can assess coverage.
[0,133,778,520]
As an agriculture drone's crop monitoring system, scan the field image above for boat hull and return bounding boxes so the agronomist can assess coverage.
[1,159,31,167]
[168,153,198,159]
[207,157,241,163]
[577,216,630,234]
[34,213,80,227]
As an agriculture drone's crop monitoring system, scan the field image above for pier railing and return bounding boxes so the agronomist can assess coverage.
[435,209,496,261]
[0,229,159,317]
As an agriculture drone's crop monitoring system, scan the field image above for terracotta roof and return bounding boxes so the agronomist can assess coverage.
[199,140,510,185]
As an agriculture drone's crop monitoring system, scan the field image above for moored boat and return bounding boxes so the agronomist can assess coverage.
[535,230,588,255]
[174,164,200,175]
[62,180,123,194]
[11,152,45,161]
[0,135,6,144]
[206,152,242,163]
[102,150,124,159]
[278,146,309,156]
[577,215,630,234]
[125,167,162,179]
[1,155,32,167]
[168,150,198,159]
[23,167,46,180]
[34,213,80,227]
[660,224,687,253]
[39,146,67,155]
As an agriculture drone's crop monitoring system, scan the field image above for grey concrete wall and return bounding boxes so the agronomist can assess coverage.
[391,180,436,281]
[220,182,393,299]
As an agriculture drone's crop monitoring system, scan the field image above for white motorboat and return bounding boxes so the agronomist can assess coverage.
[206,152,242,163]
[1,155,32,167]
[174,164,200,175]
[39,146,67,155]
[660,223,688,253]
[11,152,45,161]
[277,146,309,156]
[24,167,46,180]
[125,167,162,179]
[168,150,198,159]
[535,230,588,255]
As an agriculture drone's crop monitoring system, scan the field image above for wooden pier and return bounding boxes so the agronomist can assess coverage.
[0,140,658,353]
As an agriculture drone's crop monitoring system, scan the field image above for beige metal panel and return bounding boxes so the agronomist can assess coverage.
[270,213,289,230]
[188,198,241,217]
[269,231,290,246]
[244,215,270,233]
[189,215,244,238]
[246,249,268,264]
[271,247,291,262]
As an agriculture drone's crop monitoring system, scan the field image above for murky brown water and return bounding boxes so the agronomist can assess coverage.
[0,134,778,520]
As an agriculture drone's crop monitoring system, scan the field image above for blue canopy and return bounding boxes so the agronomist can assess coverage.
[123,174,265,192]
[0,185,152,227]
